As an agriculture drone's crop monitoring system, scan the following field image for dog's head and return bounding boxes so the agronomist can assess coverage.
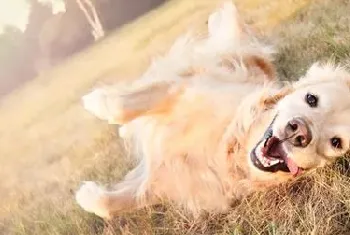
[248,63,350,178]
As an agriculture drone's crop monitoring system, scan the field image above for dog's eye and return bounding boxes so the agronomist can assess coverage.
[305,93,318,108]
[330,137,342,149]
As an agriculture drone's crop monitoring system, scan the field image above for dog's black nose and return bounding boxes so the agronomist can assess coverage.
[285,118,312,147]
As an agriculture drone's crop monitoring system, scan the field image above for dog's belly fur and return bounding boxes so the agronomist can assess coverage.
[123,81,281,212]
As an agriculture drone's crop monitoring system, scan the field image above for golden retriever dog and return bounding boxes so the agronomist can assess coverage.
[75,2,350,219]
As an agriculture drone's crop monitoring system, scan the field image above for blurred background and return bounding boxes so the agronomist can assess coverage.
[0,0,165,97]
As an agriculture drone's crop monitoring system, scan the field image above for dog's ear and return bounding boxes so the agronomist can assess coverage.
[260,85,292,109]
[219,54,276,82]
[82,81,181,124]
[244,55,276,81]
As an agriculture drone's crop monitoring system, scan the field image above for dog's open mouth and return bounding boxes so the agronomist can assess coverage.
[250,121,302,177]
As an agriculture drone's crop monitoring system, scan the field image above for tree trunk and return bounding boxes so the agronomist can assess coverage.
[76,0,105,40]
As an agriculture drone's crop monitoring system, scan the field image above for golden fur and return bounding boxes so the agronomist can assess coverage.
[75,2,350,219]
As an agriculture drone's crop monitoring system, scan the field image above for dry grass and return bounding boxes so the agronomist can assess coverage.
[1,0,350,234]
[273,0,350,80]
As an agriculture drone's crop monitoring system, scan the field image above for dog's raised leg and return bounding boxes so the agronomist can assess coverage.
[82,80,180,125]
[207,1,243,48]
[206,2,276,81]
[75,163,157,218]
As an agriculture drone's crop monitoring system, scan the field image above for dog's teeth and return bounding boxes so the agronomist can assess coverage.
[269,159,280,166]
[256,148,279,167]
[263,156,270,167]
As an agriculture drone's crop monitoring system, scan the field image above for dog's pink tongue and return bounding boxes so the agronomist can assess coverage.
[285,158,301,176]
[263,137,302,176]
[269,147,301,176]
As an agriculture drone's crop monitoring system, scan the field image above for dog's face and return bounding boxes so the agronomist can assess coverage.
[248,64,350,178]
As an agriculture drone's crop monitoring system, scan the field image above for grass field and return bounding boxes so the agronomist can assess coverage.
[1,0,350,234]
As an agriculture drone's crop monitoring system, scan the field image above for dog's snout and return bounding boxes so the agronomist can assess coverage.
[285,118,312,148]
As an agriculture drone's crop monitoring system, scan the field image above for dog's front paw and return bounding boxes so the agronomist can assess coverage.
[75,181,110,218]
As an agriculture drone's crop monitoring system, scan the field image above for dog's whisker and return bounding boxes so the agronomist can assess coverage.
[280,134,296,143]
